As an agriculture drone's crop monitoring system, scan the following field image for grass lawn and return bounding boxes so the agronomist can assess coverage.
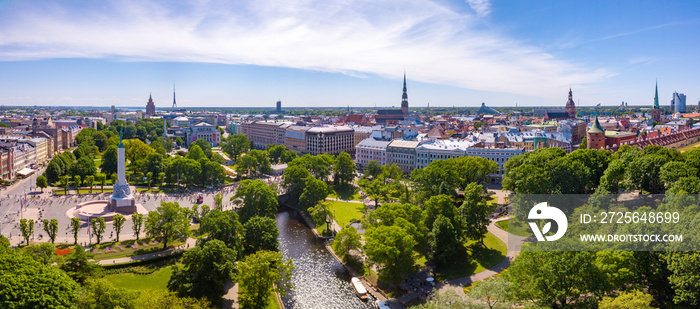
[57,238,185,261]
[105,266,173,291]
[53,188,113,195]
[495,219,531,237]
[327,200,365,228]
[434,231,507,281]
[135,187,177,194]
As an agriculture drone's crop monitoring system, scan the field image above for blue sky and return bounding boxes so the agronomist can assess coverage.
[0,0,698,108]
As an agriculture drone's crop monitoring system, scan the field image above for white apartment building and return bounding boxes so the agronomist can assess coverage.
[355,139,391,167]
[415,139,525,182]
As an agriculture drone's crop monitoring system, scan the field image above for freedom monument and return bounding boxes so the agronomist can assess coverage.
[68,127,145,221]
[109,127,136,213]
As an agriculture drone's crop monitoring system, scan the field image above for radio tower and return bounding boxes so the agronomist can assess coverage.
[172,83,177,110]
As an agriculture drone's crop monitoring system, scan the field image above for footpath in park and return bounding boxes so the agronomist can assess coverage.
[97,237,198,265]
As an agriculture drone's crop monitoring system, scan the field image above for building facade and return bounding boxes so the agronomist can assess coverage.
[355,139,390,167]
[386,140,419,174]
[146,94,156,116]
[673,92,687,113]
[284,126,309,155]
[305,126,355,156]
[186,121,221,147]
[236,121,293,149]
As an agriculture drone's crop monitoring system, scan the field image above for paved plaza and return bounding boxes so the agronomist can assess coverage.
[0,170,283,247]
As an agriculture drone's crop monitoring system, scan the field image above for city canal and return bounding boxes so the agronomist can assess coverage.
[276,211,374,309]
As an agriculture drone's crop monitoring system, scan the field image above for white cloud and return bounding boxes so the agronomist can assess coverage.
[465,0,491,17]
[0,0,611,100]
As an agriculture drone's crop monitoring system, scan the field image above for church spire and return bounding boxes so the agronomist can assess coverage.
[401,72,408,115]
[653,80,659,109]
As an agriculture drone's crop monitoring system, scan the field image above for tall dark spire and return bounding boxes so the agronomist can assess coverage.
[654,80,659,109]
[172,83,177,109]
[401,72,408,115]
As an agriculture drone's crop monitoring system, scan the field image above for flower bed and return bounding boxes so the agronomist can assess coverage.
[55,248,72,256]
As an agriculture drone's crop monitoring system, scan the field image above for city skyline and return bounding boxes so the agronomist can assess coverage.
[0,0,699,108]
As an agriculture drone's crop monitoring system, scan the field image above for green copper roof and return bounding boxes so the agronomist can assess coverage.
[654,81,659,109]
[588,117,604,133]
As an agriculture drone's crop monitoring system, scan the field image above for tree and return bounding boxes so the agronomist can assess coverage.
[243,216,280,255]
[124,139,154,164]
[199,209,243,251]
[307,201,332,233]
[23,243,59,265]
[428,215,462,264]
[132,213,144,240]
[113,214,126,242]
[299,177,329,210]
[70,156,97,181]
[60,175,70,195]
[665,252,700,306]
[422,195,461,234]
[44,160,63,184]
[190,138,212,159]
[364,225,417,283]
[19,218,34,245]
[506,250,601,307]
[213,193,223,210]
[580,136,587,149]
[76,278,139,309]
[101,145,118,175]
[36,175,47,193]
[267,144,286,164]
[282,165,312,206]
[334,152,356,186]
[70,217,82,245]
[42,219,58,244]
[364,160,383,179]
[660,161,697,189]
[624,154,670,194]
[232,179,279,223]
[332,226,362,260]
[96,173,106,192]
[145,201,191,249]
[61,245,101,284]
[146,172,153,189]
[460,183,491,245]
[187,145,206,161]
[238,250,294,309]
[467,277,512,309]
[73,175,82,195]
[85,175,95,194]
[168,239,237,304]
[0,253,78,308]
[598,290,654,309]
[220,133,249,160]
[91,217,106,244]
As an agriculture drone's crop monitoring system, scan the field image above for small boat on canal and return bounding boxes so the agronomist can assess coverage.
[351,277,369,301]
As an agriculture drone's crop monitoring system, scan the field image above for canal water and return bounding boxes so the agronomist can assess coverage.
[276,211,375,309]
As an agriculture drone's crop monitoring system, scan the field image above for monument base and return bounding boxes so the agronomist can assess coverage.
[109,195,136,214]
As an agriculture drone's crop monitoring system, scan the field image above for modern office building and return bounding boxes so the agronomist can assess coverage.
[673,92,687,113]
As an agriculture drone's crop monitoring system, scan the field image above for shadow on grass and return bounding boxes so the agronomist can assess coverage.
[434,243,504,281]
[331,184,361,201]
